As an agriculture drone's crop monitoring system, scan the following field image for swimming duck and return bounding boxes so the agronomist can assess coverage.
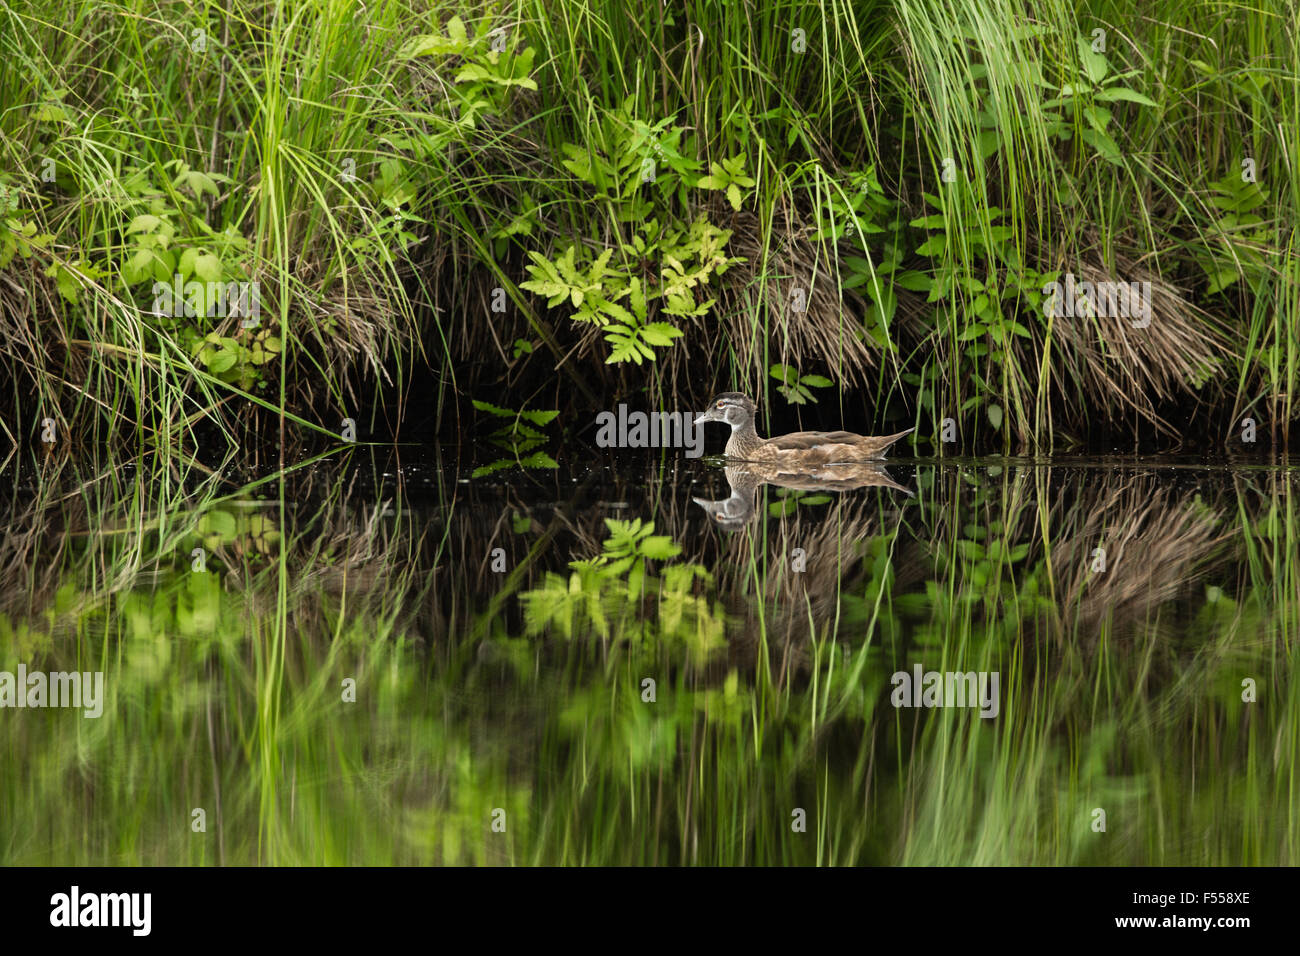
[694,393,914,463]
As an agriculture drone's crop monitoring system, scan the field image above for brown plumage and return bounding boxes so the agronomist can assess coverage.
[694,392,914,463]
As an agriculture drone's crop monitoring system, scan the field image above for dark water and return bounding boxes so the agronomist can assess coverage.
[1,446,1296,864]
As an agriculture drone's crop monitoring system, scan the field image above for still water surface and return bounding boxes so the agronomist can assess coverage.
[2,447,1296,864]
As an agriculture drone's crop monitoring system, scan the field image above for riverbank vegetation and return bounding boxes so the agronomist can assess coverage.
[1,0,1296,450]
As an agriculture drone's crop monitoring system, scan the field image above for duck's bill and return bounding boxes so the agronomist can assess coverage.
[694,409,720,425]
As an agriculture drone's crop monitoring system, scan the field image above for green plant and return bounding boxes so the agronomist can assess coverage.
[1197,171,1272,295]
[520,215,744,364]
[768,363,833,404]
[471,399,559,477]
[1042,34,1161,167]
[695,153,756,211]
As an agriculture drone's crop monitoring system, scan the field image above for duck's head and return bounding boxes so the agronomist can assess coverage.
[694,392,756,430]
[691,490,757,529]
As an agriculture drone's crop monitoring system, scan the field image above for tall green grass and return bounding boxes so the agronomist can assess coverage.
[1,0,1296,449]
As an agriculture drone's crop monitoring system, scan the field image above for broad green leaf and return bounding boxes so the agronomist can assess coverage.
[638,322,682,346]
[472,399,515,417]
[517,409,559,426]
[192,253,222,282]
[868,285,897,325]
[1083,105,1113,132]
[596,299,633,325]
[768,364,798,385]
[909,214,948,228]
[34,104,71,123]
[206,349,237,374]
[896,270,933,292]
[1080,127,1123,165]
[151,249,177,282]
[1094,86,1158,107]
[1077,36,1109,85]
[197,510,238,539]
[518,451,558,469]
[127,214,163,235]
[471,459,513,478]
[914,235,946,256]
[605,333,642,364]
[638,536,682,560]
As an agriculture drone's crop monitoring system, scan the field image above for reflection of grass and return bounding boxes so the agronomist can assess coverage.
[0,451,1296,864]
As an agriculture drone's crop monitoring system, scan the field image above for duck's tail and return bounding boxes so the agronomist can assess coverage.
[866,426,915,459]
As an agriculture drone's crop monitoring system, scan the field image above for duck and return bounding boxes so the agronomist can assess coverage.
[694,392,914,463]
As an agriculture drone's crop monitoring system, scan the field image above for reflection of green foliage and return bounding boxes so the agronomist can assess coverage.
[471,400,560,477]
[186,505,281,563]
[521,519,723,662]
[557,682,688,771]
[767,487,832,516]
[572,518,681,588]
[6,447,1300,866]
[471,452,557,478]
[472,400,558,435]
[694,669,747,726]
[0,609,49,662]
[194,508,238,549]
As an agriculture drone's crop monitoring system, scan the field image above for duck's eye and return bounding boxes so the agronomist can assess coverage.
[716,401,724,409]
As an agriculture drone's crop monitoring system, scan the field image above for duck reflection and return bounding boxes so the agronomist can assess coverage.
[692,462,911,529]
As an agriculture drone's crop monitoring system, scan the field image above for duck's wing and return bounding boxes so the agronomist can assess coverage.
[764,430,862,451]
[765,427,914,460]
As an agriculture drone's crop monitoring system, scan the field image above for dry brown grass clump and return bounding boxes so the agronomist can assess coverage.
[1037,245,1233,437]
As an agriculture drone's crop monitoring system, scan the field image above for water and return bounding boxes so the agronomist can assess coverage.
[1,446,1296,864]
